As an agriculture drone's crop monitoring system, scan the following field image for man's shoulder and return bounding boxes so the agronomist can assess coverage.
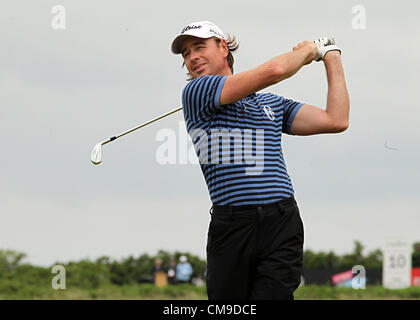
[246,92,284,105]
[183,75,227,92]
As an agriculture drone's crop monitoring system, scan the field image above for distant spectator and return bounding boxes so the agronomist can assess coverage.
[167,256,177,285]
[176,255,193,283]
[150,258,168,287]
[150,258,166,276]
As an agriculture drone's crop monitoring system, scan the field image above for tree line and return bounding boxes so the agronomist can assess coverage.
[1,241,419,292]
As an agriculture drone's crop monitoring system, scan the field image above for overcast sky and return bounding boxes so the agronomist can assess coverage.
[1,0,419,267]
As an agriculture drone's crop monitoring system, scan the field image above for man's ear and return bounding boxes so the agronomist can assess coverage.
[220,39,229,58]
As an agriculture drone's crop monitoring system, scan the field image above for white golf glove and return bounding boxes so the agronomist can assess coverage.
[313,37,341,62]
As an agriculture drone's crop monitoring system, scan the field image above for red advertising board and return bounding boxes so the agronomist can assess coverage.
[332,270,353,285]
[412,268,420,287]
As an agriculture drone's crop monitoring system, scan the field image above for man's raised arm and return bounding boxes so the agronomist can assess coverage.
[324,52,350,129]
[289,51,350,135]
[219,41,317,105]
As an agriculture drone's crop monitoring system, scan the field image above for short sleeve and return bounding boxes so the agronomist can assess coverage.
[182,75,227,123]
[282,97,304,135]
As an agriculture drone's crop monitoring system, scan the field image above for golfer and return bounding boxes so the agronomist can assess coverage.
[171,21,349,300]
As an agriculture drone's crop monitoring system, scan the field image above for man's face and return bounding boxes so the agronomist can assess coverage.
[180,36,229,79]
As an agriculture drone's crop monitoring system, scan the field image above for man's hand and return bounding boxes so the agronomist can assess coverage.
[292,41,317,65]
[313,37,341,62]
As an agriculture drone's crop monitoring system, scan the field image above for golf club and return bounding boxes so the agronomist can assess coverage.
[91,106,183,165]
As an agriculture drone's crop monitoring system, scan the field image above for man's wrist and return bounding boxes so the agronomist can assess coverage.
[323,50,341,62]
[306,44,317,61]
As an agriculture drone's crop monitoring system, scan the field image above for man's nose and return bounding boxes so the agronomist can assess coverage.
[190,49,200,61]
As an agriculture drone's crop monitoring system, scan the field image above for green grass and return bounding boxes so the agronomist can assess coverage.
[294,285,420,300]
[1,283,420,300]
[0,283,207,300]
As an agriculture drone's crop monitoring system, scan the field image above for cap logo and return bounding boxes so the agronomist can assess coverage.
[209,28,223,38]
[181,25,202,34]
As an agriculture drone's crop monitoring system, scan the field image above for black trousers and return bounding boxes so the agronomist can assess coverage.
[206,196,304,300]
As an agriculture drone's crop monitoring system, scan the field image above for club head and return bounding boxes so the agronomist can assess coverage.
[91,143,102,165]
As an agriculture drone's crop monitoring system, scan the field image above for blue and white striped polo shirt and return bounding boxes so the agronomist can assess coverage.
[182,75,303,206]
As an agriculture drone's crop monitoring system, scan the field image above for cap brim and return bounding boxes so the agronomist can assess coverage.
[171,33,214,54]
[171,35,190,54]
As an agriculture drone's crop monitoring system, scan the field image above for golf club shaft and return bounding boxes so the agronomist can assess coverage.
[102,106,183,146]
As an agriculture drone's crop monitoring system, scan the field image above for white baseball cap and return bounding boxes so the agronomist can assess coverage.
[171,21,226,54]
[180,255,188,262]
